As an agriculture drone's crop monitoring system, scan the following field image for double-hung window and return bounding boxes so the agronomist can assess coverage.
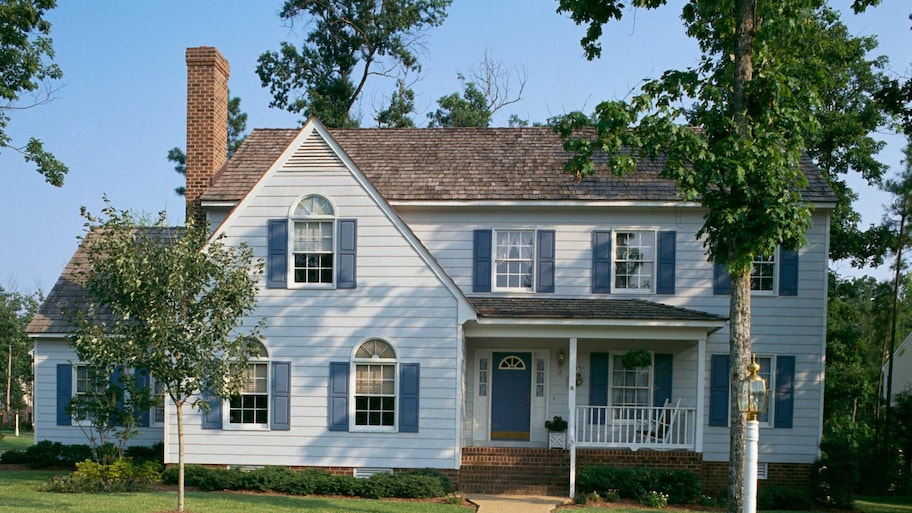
[292,195,335,285]
[614,231,655,292]
[751,253,776,293]
[227,343,270,428]
[353,339,397,429]
[611,355,652,408]
[495,230,535,290]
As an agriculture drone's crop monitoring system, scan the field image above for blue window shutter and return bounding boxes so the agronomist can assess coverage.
[774,356,795,428]
[200,391,222,429]
[136,368,151,428]
[329,362,349,431]
[399,363,420,433]
[111,366,125,426]
[779,250,799,296]
[713,262,731,295]
[473,230,492,292]
[56,364,72,426]
[589,353,609,406]
[592,231,612,293]
[656,231,676,294]
[337,219,357,289]
[267,219,288,288]
[653,354,673,406]
[271,361,291,431]
[709,354,730,426]
[589,353,610,424]
[537,230,555,293]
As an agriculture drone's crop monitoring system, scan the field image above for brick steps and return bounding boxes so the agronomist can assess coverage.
[459,447,570,496]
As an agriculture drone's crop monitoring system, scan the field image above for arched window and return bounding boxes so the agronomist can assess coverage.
[291,195,335,285]
[353,338,396,428]
[228,342,269,427]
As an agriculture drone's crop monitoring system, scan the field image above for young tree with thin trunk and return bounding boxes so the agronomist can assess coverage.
[70,200,263,512]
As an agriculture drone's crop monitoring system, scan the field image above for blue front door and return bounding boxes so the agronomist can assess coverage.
[491,352,532,441]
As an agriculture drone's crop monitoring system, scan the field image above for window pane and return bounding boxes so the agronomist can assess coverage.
[614,231,655,291]
[494,230,534,289]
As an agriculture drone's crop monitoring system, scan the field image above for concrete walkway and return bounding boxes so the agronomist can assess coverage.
[468,494,571,513]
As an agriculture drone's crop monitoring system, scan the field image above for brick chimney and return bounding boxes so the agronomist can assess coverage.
[184,46,229,226]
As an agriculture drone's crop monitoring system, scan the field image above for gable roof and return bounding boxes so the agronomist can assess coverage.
[27,227,183,336]
[201,127,837,204]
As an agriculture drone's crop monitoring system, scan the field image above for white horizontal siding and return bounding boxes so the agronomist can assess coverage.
[32,339,163,447]
[169,133,464,470]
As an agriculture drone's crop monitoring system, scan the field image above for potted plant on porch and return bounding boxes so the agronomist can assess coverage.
[545,415,568,449]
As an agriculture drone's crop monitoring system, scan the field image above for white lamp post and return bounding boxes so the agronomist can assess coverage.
[738,356,768,513]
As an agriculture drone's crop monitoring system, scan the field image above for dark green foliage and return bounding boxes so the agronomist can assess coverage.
[427,80,491,128]
[161,465,450,499]
[576,466,701,504]
[0,440,92,468]
[757,486,812,510]
[124,442,164,465]
[257,0,451,128]
[0,0,68,185]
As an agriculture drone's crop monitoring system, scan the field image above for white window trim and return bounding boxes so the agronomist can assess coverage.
[350,338,399,433]
[755,355,775,428]
[750,248,779,296]
[287,194,337,290]
[612,229,657,295]
[492,228,537,293]
[71,363,96,427]
[224,354,271,431]
[608,352,655,410]
[150,376,166,428]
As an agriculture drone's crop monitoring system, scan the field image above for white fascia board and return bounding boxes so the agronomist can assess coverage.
[200,201,239,208]
[28,332,70,340]
[389,200,700,209]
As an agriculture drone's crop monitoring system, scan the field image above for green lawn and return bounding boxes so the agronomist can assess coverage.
[0,470,472,513]
[0,428,34,451]
[856,496,912,513]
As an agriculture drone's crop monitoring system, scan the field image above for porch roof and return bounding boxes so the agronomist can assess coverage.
[468,297,726,323]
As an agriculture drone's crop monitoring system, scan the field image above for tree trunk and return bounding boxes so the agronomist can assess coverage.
[729,1,757,511]
[176,399,185,512]
[728,268,752,513]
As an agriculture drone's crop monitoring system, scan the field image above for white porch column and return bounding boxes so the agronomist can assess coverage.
[696,336,706,453]
[568,337,578,499]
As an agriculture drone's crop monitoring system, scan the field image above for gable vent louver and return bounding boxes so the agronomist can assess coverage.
[282,133,343,170]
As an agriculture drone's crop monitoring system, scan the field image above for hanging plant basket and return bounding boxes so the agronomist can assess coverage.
[621,349,652,369]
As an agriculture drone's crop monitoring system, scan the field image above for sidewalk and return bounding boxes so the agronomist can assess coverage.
[468,494,570,513]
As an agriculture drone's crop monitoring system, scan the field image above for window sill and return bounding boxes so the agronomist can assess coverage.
[223,423,270,431]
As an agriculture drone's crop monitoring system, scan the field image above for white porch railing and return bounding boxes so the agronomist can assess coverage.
[574,404,696,450]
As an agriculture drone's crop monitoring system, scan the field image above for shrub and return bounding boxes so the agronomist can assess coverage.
[758,486,812,511]
[40,459,163,493]
[0,440,93,468]
[124,442,164,464]
[577,466,701,505]
[642,490,669,508]
[160,465,450,499]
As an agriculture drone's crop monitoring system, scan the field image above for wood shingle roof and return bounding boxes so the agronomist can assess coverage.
[201,126,837,204]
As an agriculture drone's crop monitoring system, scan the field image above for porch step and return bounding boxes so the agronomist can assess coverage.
[459,447,570,496]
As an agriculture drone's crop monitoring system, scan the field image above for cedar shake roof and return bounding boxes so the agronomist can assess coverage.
[468,297,727,323]
[201,126,837,204]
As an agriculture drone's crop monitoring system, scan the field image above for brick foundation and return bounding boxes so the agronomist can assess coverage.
[458,447,812,498]
[701,461,813,497]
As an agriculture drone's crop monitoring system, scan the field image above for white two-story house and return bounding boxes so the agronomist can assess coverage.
[28,47,833,497]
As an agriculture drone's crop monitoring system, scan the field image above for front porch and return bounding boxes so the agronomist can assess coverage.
[575,403,696,450]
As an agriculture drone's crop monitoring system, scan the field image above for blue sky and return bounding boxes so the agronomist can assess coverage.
[1,0,909,293]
